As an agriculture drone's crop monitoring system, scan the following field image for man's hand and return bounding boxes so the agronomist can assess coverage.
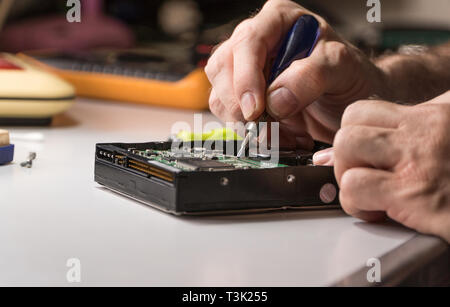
[314,91,450,243]
[205,0,387,147]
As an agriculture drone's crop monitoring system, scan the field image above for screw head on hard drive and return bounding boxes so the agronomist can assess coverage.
[220,177,229,186]
[287,174,296,183]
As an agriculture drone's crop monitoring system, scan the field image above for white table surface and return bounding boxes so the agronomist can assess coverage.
[0,98,417,286]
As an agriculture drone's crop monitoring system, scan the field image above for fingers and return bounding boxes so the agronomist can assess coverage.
[266,45,326,119]
[313,147,334,166]
[206,0,331,122]
[327,99,406,223]
[332,98,406,183]
[209,89,227,121]
[232,36,267,120]
[266,40,358,120]
[341,99,407,128]
[339,167,395,221]
[333,125,401,184]
[205,1,302,121]
[206,42,245,122]
[316,128,400,222]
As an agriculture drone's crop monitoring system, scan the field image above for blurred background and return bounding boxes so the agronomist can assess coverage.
[0,0,449,115]
[1,0,450,55]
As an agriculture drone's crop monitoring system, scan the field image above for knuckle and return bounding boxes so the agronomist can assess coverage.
[209,104,221,119]
[339,199,355,217]
[373,129,394,150]
[290,60,326,92]
[332,129,345,156]
[232,19,255,41]
[386,205,410,225]
[341,100,370,126]
[263,0,302,13]
[210,108,222,121]
[333,126,355,154]
[324,41,353,67]
[340,169,357,194]
[229,103,243,121]
[412,104,450,152]
[262,0,284,12]
[208,93,220,111]
[339,190,355,215]
[230,37,249,55]
[210,41,224,55]
[339,169,361,214]
[204,58,218,80]
[205,42,230,79]
[319,22,334,38]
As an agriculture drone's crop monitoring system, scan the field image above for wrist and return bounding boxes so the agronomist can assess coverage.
[373,45,449,104]
[373,53,414,103]
[367,59,393,101]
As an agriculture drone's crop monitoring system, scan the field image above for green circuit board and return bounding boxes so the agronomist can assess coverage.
[127,147,287,171]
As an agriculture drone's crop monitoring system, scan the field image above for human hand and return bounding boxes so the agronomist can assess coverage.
[205,0,387,148]
[314,91,450,242]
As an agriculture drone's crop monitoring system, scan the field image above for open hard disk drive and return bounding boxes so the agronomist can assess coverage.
[94,140,340,215]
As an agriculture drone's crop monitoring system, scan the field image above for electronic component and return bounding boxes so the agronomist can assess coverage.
[175,158,235,171]
[172,128,242,142]
[94,140,340,215]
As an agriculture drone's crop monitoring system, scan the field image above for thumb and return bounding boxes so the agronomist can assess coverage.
[266,40,358,120]
[266,55,326,119]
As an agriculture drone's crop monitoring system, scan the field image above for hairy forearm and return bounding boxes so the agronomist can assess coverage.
[375,42,450,104]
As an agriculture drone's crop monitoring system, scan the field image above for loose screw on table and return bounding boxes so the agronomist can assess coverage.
[20,152,37,168]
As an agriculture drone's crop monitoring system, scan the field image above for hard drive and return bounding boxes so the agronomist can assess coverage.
[94,140,340,215]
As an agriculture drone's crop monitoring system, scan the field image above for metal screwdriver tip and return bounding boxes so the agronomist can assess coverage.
[237,132,252,157]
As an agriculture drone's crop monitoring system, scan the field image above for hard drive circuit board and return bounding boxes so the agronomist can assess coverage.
[123,146,288,171]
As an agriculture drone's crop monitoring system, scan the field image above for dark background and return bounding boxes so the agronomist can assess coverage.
[1,0,449,54]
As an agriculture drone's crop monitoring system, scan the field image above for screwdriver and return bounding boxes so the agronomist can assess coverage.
[237,14,321,157]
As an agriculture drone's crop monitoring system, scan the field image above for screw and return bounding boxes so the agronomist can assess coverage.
[220,177,229,186]
[20,152,37,168]
[287,174,296,183]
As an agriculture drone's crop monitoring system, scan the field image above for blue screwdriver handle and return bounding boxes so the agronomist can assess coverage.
[268,14,320,85]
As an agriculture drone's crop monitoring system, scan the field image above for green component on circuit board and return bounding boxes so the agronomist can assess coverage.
[175,128,243,142]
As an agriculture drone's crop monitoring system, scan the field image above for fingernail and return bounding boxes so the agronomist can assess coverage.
[313,148,334,166]
[267,87,297,118]
[240,92,256,119]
